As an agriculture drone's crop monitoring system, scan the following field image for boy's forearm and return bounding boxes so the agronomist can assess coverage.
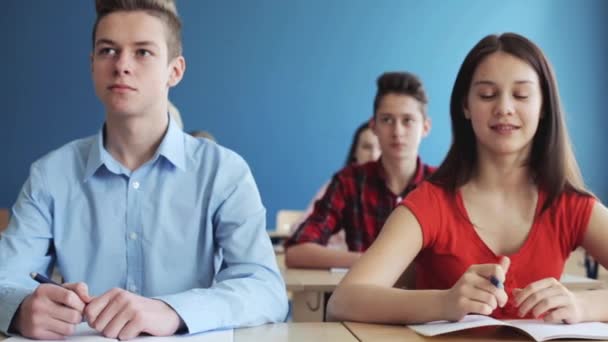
[285,243,360,269]
[328,284,447,324]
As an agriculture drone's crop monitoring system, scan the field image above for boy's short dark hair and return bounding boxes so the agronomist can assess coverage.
[373,72,428,117]
[92,0,183,61]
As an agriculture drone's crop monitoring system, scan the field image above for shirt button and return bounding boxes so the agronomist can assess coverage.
[129,232,138,240]
[129,284,138,292]
[132,181,140,189]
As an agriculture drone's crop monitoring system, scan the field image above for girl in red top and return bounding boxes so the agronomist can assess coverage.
[328,33,608,324]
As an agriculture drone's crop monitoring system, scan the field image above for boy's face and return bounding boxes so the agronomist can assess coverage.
[91,11,184,118]
[370,93,430,162]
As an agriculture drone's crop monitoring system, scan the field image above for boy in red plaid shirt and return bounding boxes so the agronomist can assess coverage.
[285,71,435,269]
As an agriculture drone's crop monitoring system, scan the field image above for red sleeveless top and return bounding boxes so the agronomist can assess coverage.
[402,181,594,318]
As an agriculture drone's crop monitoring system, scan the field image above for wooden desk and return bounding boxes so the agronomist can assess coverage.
[344,322,431,342]
[0,208,9,232]
[6,322,608,341]
[561,273,604,290]
[1,323,357,341]
[235,322,356,341]
[282,268,344,293]
[344,321,608,342]
[268,230,290,247]
[268,231,290,239]
[281,267,344,322]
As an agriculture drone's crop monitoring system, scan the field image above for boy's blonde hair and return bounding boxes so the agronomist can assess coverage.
[92,0,183,61]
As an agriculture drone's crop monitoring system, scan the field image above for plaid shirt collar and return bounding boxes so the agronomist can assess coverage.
[374,156,427,198]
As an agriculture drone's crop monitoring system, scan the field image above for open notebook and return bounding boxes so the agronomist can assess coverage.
[6,323,233,342]
[408,314,608,342]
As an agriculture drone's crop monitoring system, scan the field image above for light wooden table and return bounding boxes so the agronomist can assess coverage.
[561,273,604,290]
[235,322,356,341]
[282,267,345,322]
[0,323,357,342]
[344,321,608,342]
[5,321,608,342]
[268,231,290,240]
[0,208,9,232]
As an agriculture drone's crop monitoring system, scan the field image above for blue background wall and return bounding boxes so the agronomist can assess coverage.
[1,1,607,227]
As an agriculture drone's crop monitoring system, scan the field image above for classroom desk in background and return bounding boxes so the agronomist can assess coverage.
[282,267,344,322]
[268,230,290,245]
[268,230,290,254]
[0,208,9,232]
[275,254,343,322]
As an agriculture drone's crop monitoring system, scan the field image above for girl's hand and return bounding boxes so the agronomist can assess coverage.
[443,256,510,321]
[514,277,583,323]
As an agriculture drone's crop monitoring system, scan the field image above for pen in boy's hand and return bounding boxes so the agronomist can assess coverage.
[30,272,61,286]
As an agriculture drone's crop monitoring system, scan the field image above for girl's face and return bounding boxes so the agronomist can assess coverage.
[465,51,543,160]
[354,128,381,165]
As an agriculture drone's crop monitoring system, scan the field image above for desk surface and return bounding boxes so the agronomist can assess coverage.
[0,208,9,232]
[268,231,290,239]
[5,322,608,342]
[281,268,344,292]
[344,321,608,342]
[235,322,356,341]
[0,323,357,342]
[278,254,345,292]
[561,273,605,290]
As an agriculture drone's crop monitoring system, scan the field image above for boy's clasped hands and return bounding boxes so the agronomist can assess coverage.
[14,282,182,340]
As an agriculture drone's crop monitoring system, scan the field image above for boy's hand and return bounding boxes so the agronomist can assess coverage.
[442,256,510,321]
[85,288,182,340]
[514,277,583,323]
[14,282,89,340]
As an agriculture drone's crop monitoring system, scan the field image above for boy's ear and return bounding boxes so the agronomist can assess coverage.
[422,116,431,137]
[369,116,377,134]
[167,56,186,88]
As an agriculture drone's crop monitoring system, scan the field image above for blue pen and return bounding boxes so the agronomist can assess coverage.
[30,272,61,286]
[490,275,503,289]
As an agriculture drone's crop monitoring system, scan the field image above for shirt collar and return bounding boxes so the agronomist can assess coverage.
[83,114,186,181]
[155,113,186,171]
[83,131,105,181]
[375,156,425,192]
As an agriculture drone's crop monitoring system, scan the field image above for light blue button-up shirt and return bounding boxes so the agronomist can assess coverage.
[0,117,288,334]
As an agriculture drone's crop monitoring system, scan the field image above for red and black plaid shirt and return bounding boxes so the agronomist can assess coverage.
[285,158,435,252]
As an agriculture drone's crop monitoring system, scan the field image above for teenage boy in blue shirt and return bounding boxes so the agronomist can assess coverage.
[0,0,287,339]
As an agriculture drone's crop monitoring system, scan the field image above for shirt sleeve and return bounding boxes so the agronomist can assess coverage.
[155,152,288,333]
[288,182,329,234]
[0,163,55,334]
[284,173,348,248]
[400,181,444,249]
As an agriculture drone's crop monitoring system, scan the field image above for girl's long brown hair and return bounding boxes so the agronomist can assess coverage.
[429,33,589,212]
